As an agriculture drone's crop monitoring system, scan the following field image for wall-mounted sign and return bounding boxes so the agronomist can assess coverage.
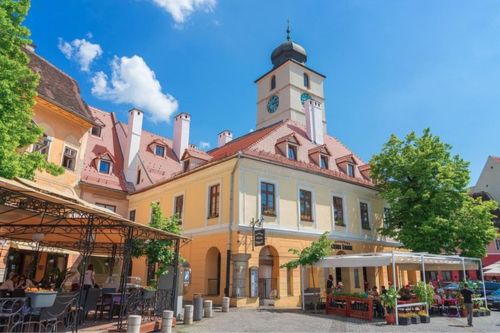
[254,228,266,247]
[331,240,353,251]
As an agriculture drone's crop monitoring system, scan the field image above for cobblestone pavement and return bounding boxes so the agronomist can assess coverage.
[176,308,500,333]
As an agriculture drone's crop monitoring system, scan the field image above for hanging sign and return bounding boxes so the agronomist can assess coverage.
[254,228,266,247]
[331,241,353,251]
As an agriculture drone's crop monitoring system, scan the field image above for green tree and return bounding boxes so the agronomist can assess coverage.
[132,202,182,285]
[0,0,63,179]
[281,232,332,287]
[370,128,496,257]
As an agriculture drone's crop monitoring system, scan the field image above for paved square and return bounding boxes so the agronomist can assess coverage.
[176,308,500,333]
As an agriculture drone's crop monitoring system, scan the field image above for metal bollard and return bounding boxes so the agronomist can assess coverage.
[161,310,174,333]
[127,315,141,333]
[203,300,213,318]
[193,295,204,321]
[184,305,194,325]
[222,297,230,312]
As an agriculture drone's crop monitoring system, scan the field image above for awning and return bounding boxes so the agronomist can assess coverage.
[316,251,480,270]
[0,176,189,254]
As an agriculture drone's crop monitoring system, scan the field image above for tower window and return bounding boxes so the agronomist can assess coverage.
[303,73,310,88]
[270,75,276,90]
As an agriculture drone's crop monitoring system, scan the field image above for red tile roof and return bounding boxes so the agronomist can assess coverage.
[27,50,94,124]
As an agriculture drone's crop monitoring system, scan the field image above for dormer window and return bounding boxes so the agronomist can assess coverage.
[270,75,276,90]
[155,144,165,157]
[98,157,112,174]
[287,144,298,161]
[347,163,355,177]
[320,155,329,169]
[91,126,102,137]
[183,160,190,172]
[303,73,310,88]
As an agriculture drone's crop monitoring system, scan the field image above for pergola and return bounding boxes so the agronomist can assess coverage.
[312,251,486,325]
[0,176,189,331]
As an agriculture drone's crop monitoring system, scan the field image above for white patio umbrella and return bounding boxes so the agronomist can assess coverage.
[484,266,500,275]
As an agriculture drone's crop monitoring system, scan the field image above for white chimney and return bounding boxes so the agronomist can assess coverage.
[304,99,324,145]
[218,130,233,147]
[173,112,191,159]
[124,108,143,183]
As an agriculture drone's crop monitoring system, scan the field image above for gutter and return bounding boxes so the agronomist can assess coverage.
[225,152,241,296]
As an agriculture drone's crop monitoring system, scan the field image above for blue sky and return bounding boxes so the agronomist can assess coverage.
[26,0,500,184]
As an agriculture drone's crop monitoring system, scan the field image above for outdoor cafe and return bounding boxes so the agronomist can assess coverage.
[0,177,188,332]
[303,251,489,325]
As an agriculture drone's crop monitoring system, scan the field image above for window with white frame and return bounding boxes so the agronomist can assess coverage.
[62,146,77,171]
[299,189,313,222]
[347,163,355,177]
[360,202,370,230]
[332,196,345,226]
[96,203,116,212]
[155,144,165,157]
[98,156,112,174]
[287,144,298,161]
[33,133,51,156]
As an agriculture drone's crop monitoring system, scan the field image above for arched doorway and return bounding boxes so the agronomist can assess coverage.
[205,247,221,296]
[258,246,279,300]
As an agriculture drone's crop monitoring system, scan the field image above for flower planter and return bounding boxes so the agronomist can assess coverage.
[419,315,430,323]
[398,317,411,325]
[484,309,491,316]
[479,310,486,316]
[410,316,420,324]
[385,313,396,325]
[26,291,57,308]
[473,311,480,317]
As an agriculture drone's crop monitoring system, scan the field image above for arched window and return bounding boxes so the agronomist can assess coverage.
[270,75,276,90]
[303,73,310,88]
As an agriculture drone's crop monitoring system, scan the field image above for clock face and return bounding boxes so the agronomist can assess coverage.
[267,95,279,113]
[301,92,312,105]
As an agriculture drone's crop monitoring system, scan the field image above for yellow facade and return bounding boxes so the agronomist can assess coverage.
[128,155,402,307]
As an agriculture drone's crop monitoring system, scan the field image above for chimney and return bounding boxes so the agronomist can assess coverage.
[124,108,143,183]
[218,130,233,147]
[173,112,191,159]
[304,99,324,145]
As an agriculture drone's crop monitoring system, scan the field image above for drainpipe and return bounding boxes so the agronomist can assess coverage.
[225,152,241,297]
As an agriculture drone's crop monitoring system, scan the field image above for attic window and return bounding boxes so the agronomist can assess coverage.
[287,144,298,161]
[136,169,141,185]
[347,163,355,177]
[320,155,329,169]
[155,144,166,157]
[91,126,102,137]
[98,156,112,174]
[183,160,190,172]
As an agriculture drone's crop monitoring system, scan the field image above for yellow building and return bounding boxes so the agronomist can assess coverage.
[127,34,405,307]
[1,48,95,282]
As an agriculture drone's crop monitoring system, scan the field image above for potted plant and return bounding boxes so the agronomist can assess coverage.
[398,312,412,325]
[142,286,157,300]
[380,286,398,325]
[414,281,435,311]
[409,312,420,324]
[479,307,486,316]
[25,288,57,308]
[418,309,431,323]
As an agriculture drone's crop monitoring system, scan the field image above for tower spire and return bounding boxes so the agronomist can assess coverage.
[286,20,291,41]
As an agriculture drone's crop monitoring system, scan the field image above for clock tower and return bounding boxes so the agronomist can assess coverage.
[255,27,327,130]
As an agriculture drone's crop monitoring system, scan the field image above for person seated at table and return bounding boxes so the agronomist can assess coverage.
[0,272,17,292]
[399,285,412,300]
[370,286,384,317]
[15,275,34,289]
[334,281,344,293]
[381,285,387,294]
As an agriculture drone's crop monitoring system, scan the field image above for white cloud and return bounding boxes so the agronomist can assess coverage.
[151,0,216,24]
[91,55,178,123]
[199,141,211,149]
[58,37,102,72]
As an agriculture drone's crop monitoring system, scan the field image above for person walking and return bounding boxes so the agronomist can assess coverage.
[460,283,474,327]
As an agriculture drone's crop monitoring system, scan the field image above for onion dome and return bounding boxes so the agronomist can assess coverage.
[271,23,307,68]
